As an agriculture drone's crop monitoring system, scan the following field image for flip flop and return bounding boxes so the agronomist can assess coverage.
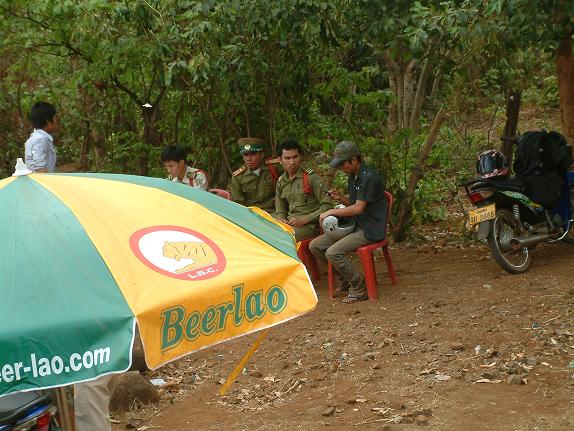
[342,294,368,304]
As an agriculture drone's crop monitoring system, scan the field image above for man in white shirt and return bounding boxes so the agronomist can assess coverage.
[161,145,209,190]
[24,102,58,173]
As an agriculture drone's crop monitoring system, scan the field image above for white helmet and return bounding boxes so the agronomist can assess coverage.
[322,215,355,241]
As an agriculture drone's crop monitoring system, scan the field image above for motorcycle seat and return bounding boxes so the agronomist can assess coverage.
[487,176,527,192]
[0,391,51,425]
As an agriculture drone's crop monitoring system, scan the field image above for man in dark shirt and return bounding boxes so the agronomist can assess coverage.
[310,141,387,303]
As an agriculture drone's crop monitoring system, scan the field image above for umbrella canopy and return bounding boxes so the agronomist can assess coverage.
[0,173,317,395]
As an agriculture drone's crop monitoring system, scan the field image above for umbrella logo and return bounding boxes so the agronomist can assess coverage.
[129,226,226,280]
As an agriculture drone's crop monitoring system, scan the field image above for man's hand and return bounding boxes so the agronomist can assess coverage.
[287,217,307,228]
[319,209,335,224]
[327,189,342,201]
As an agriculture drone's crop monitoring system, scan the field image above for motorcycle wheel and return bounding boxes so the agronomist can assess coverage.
[487,209,531,273]
[562,187,574,243]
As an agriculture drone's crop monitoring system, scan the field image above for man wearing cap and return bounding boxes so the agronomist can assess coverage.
[229,137,281,215]
[275,139,333,241]
[309,141,387,303]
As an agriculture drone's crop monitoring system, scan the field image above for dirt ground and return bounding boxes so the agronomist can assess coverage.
[113,241,574,431]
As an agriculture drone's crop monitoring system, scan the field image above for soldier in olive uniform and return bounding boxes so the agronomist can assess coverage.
[229,137,282,215]
[275,139,333,241]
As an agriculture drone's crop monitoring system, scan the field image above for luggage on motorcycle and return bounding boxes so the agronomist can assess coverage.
[513,130,572,176]
[513,131,572,208]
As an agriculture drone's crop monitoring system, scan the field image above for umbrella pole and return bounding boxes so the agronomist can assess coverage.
[219,329,270,396]
[55,386,74,431]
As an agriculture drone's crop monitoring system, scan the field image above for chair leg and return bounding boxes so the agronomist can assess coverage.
[382,245,398,285]
[358,249,377,300]
[327,261,336,299]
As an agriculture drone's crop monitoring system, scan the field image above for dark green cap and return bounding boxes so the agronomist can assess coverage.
[330,141,361,168]
[238,137,265,154]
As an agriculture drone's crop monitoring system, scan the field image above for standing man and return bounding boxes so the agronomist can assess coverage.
[229,137,282,215]
[310,141,387,304]
[24,101,58,172]
[275,139,332,241]
[161,145,209,190]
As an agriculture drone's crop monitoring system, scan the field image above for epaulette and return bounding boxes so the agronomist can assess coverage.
[304,168,315,175]
[265,157,281,165]
[233,165,247,176]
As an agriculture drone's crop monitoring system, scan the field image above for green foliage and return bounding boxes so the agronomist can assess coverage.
[0,0,570,235]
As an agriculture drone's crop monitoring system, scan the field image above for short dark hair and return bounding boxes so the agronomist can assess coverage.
[30,102,56,129]
[279,139,302,155]
[161,145,186,163]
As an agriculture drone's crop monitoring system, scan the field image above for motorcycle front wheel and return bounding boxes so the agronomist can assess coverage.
[487,209,531,273]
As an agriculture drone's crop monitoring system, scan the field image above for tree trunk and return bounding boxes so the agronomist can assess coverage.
[387,74,399,133]
[403,59,417,129]
[394,108,447,241]
[409,59,433,133]
[500,91,521,165]
[555,33,574,144]
[343,84,357,121]
[383,51,404,129]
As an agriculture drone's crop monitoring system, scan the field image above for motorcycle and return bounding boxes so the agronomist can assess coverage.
[465,138,574,274]
[0,391,60,431]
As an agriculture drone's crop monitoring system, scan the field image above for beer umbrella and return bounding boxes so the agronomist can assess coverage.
[0,165,317,397]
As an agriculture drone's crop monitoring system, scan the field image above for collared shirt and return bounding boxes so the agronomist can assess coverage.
[348,163,387,241]
[229,163,281,212]
[24,129,56,173]
[275,167,332,223]
[169,165,209,190]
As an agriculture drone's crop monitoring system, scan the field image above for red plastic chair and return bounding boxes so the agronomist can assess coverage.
[209,188,231,200]
[297,238,321,281]
[328,191,397,300]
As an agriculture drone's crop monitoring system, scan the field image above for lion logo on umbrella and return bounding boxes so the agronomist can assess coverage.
[130,226,226,280]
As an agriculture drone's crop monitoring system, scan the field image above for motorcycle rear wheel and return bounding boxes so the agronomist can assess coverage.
[487,209,531,273]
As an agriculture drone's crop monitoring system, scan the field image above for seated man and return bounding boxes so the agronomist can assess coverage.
[229,137,282,215]
[161,145,209,190]
[275,139,332,241]
[310,141,387,304]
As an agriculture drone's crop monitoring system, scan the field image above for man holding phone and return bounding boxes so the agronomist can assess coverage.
[310,141,387,303]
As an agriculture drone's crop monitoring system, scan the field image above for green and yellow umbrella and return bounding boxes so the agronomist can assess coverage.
[0,169,317,396]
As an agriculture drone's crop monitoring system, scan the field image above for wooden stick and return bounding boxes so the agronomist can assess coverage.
[219,329,270,396]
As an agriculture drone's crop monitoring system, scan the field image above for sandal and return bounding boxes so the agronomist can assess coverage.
[342,294,368,304]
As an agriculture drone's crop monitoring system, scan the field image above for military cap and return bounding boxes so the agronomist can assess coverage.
[330,141,361,168]
[238,137,266,154]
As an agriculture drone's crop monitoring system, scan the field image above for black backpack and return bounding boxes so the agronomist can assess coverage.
[513,131,572,177]
[512,131,572,208]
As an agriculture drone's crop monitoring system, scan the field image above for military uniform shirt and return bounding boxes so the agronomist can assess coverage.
[169,165,209,191]
[229,163,280,212]
[349,163,387,241]
[275,167,332,224]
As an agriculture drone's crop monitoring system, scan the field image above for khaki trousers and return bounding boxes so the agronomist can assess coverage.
[309,229,371,296]
[293,223,321,241]
[74,374,116,431]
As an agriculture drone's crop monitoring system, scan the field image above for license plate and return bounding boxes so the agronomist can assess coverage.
[468,204,495,226]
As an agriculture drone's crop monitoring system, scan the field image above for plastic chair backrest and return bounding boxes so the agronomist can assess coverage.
[209,188,231,200]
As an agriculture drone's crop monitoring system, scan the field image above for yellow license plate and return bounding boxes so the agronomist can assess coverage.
[468,204,495,226]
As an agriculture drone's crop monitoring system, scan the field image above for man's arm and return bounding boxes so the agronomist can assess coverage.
[229,176,246,205]
[298,174,333,225]
[28,138,49,172]
[195,170,209,191]
[320,200,367,223]
[275,182,289,221]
